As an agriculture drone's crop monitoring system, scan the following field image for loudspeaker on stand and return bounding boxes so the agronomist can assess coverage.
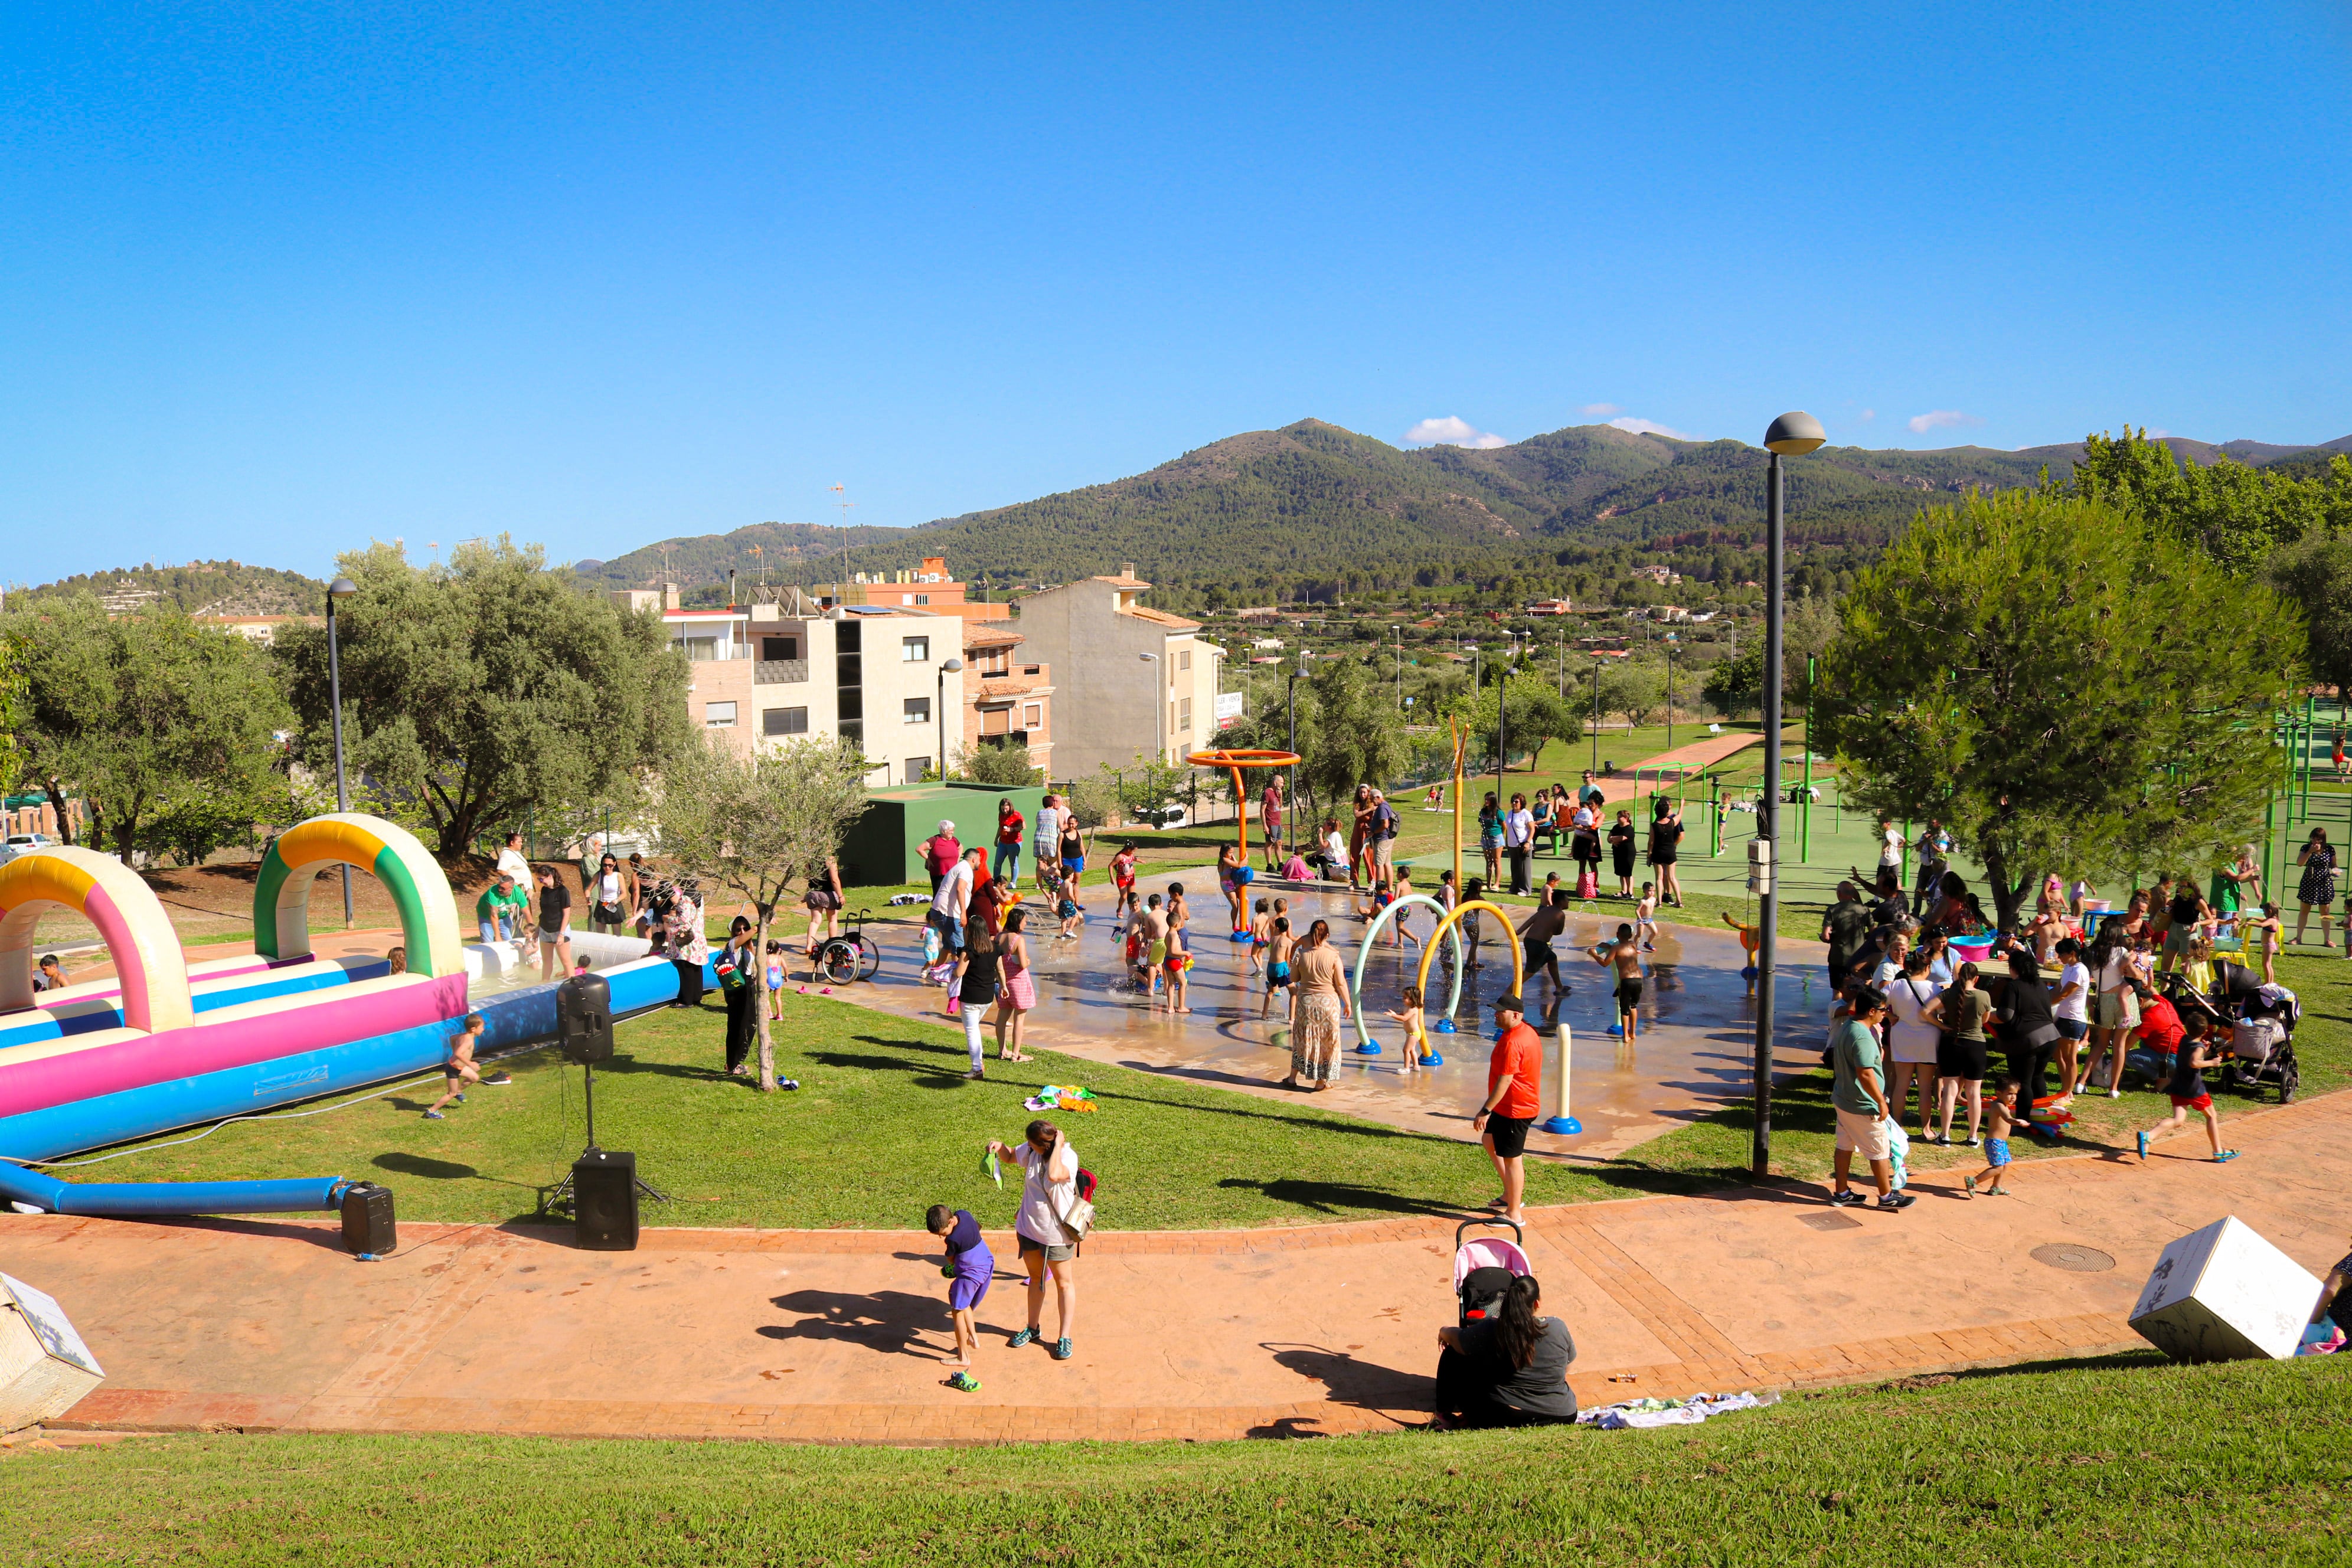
[571,1149,640,1251]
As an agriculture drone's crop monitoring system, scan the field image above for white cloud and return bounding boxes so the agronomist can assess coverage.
[1907,409,1985,435]
[1402,416,1507,449]
[1608,416,1700,441]
[1580,403,1622,416]
[2147,427,2171,439]
[1858,409,1877,422]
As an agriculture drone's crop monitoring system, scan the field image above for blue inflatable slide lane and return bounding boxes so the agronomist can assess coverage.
[0,816,705,1247]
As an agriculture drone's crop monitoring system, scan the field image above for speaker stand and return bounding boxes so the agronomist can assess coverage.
[544,1062,671,1216]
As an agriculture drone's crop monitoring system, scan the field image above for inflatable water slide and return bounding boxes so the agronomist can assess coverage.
[0,814,698,1217]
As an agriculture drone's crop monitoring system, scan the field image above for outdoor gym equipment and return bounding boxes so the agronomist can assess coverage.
[1185,747,1301,940]
[1347,893,1464,1060]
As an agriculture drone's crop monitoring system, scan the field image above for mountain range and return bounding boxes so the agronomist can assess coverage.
[576,421,2352,603]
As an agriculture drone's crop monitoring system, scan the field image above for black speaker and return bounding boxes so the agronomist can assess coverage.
[339,1181,397,1257]
[571,1149,639,1250]
[557,971,614,1064]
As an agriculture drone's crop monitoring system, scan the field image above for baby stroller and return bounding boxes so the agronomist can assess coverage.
[2215,962,2301,1104]
[2159,963,2301,1105]
[1453,1217,1531,1324]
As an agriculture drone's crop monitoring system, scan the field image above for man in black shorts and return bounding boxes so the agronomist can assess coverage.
[1515,889,1572,999]
[1590,922,1645,1041]
[1471,994,1543,1226]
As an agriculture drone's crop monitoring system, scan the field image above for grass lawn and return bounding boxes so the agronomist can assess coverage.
[6,1354,2346,1566]
[61,936,2350,1222]
[70,990,1749,1230]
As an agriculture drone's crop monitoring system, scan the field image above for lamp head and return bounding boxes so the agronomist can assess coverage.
[941,656,964,672]
[1763,411,1826,455]
[328,577,358,600]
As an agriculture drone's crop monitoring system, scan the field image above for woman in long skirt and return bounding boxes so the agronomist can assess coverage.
[1283,919,1351,1091]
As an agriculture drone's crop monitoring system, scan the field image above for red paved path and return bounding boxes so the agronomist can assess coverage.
[9,1085,2343,1446]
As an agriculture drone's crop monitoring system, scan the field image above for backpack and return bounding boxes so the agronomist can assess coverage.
[1060,1167,1099,1236]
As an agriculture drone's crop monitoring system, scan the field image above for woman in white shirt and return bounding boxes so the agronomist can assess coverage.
[2048,935,2092,1100]
[1503,793,1536,896]
[587,852,629,935]
[986,1120,1083,1361]
[1883,948,1943,1135]
[495,831,532,891]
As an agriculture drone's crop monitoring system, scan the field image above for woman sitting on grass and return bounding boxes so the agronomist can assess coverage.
[1431,1274,1578,1430]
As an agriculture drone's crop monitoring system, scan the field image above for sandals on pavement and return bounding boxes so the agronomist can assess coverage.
[1008,1328,1037,1349]
[948,1371,981,1393]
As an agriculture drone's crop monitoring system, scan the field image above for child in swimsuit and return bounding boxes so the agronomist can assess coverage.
[423,1013,488,1119]
[1635,883,1659,952]
[1261,916,1295,1018]
[1248,898,1272,972]
[1056,870,1085,939]
[1384,982,1429,1072]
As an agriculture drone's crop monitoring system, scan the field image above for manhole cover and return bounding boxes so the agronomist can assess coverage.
[2031,1243,2115,1273]
[1802,1213,1864,1232]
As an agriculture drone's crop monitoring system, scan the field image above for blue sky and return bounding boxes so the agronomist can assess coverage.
[3,3,2347,583]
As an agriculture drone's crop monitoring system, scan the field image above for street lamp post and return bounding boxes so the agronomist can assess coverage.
[1285,650,1309,858]
[326,576,358,927]
[1139,651,1164,790]
[1752,411,1825,1182]
[935,656,964,780]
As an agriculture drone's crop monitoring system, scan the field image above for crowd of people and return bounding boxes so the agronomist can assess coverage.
[1816,838,2276,1209]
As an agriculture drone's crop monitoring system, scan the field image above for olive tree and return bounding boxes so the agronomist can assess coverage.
[658,736,867,1091]
[1816,491,2299,931]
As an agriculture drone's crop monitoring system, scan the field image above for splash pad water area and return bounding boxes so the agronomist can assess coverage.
[0,815,705,1217]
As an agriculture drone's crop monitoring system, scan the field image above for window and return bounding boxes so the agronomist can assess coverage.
[762,707,808,736]
[705,701,738,729]
[906,758,932,784]
[1178,648,1192,671]
[901,636,930,662]
[982,651,1010,677]
[1024,703,1043,729]
[760,636,799,662]
[1178,697,1192,733]
[678,636,720,662]
[903,697,931,724]
[913,594,930,605]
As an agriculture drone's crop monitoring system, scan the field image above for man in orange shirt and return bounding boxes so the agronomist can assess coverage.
[1472,994,1543,1226]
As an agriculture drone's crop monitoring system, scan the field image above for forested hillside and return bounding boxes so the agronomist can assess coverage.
[567,417,2352,608]
[12,559,325,615]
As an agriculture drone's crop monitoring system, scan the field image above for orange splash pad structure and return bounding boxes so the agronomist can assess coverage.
[1185,748,1300,937]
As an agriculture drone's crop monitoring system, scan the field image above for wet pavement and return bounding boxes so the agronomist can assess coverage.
[853,882,1838,1162]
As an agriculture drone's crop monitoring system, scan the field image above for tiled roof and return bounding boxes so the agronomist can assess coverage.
[1122,605,1200,629]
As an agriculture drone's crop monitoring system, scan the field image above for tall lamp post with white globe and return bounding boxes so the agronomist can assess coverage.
[1752,411,1825,1180]
[326,576,358,927]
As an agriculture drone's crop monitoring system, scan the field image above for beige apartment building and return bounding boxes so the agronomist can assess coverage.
[1011,564,1225,781]
[619,589,1046,786]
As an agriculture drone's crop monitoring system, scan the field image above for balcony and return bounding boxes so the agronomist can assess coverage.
[754,659,810,685]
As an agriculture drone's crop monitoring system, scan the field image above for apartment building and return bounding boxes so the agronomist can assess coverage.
[956,622,1052,776]
[621,590,1030,786]
[1011,564,1226,780]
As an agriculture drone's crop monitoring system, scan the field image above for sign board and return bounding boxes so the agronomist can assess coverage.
[1213,691,1244,722]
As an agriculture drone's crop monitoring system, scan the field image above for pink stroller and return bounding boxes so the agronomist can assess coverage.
[1452,1217,1531,1325]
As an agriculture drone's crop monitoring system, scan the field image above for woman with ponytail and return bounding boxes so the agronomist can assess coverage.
[1431,1273,1579,1430]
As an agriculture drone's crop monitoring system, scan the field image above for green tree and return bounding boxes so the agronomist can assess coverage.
[656,736,867,1090]
[2055,427,2352,577]
[1816,492,2299,930]
[954,740,1042,788]
[1455,672,1574,773]
[1292,654,1410,825]
[7,597,291,861]
[275,540,692,860]
[1702,646,1763,717]
[2265,533,2352,695]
